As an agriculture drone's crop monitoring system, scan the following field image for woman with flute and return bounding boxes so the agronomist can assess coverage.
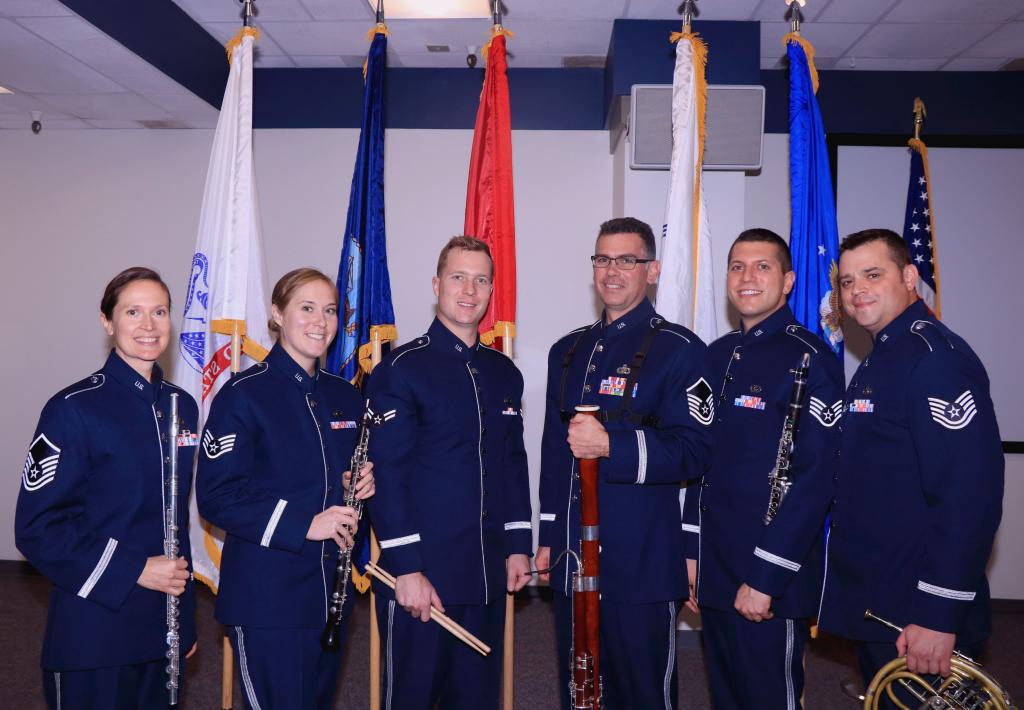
[196,267,374,710]
[16,267,200,709]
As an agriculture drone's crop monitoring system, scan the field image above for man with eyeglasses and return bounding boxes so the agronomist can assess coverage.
[536,217,715,709]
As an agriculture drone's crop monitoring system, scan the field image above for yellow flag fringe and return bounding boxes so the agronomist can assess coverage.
[781,32,819,94]
[225,26,260,64]
[481,26,514,68]
[363,22,390,79]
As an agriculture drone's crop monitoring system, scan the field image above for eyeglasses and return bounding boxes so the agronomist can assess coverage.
[591,255,655,270]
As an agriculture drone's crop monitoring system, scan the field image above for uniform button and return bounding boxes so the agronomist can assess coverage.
[701,481,710,488]
[327,485,333,494]
[481,448,487,455]
[480,409,487,416]
[481,427,488,436]
[310,401,317,408]
[161,433,168,442]
[700,504,709,512]
[833,474,839,482]
[596,345,604,352]
[482,490,488,498]
[834,449,841,457]
[831,497,838,507]
[164,456,171,464]
[156,410,164,419]
[482,469,488,477]
[482,510,489,519]
[583,384,592,393]
[323,552,331,561]
[725,374,733,382]
[573,472,580,480]
[572,495,579,502]
[588,364,596,372]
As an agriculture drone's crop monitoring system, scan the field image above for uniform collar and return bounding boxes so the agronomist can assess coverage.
[103,349,163,403]
[266,342,320,393]
[739,304,795,343]
[873,300,929,348]
[601,299,657,340]
[428,318,479,362]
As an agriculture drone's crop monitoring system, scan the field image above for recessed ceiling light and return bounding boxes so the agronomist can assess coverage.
[367,0,491,19]
[0,85,13,94]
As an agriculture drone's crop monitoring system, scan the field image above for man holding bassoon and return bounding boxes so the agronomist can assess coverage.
[536,217,715,709]
[682,229,843,709]
[366,236,533,709]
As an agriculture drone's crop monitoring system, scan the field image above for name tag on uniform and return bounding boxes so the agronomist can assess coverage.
[177,430,199,447]
[502,407,519,416]
[733,395,765,410]
[848,399,875,413]
[330,420,358,430]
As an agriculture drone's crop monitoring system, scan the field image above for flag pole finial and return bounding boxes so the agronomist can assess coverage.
[492,0,503,29]
[785,0,806,36]
[678,0,699,34]
[376,0,385,24]
[240,0,256,28]
[913,97,927,141]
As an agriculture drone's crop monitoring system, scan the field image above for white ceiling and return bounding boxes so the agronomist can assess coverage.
[1,0,1022,130]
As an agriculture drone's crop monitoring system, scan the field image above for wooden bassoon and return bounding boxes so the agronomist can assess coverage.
[572,404,602,709]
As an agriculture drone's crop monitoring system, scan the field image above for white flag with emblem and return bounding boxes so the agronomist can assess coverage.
[656,31,717,344]
[171,29,272,592]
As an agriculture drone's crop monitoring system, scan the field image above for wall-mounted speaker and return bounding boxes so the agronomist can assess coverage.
[628,84,765,171]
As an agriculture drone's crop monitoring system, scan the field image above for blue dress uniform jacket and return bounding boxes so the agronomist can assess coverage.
[196,343,364,628]
[365,319,532,606]
[820,301,1004,644]
[684,306,843,618]
[15,351,199,671]
[538,299,715,603]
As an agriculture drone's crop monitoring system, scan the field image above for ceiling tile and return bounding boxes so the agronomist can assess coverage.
[18,16,189,95]
[626,0,760,21]
[0,1,73,17]
[760,21,869,58]
[0,90,71,117]
[202,22,289,54]
[286,54,350,67]
[760,55,783,69]
[847,23,998,57]
[941,56,1012,70]
[172,0,311,23]
[959,21,1024,57]
[86,119,143,128]
[816,0,899,23]
[0,117,91,128]
[834,57,945,70]
[257,20,372,55]
[143,91,218,121]
[298,0,374,21]
[887,0,1024,23]
[0,19,127,93]
[34,92,171,121]
[254,54,297,67]
[508,0,625,20]
[490,19,614,55]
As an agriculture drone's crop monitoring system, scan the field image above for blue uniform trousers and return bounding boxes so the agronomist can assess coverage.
[229,626,341,710]
[42,658,180,710]
[701,607,807,710]
[376,593,505,710]
[856,640,983,710]
[553,591,680,710]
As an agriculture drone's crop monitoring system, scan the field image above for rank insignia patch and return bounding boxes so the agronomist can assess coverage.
[23,433,60,492]
[202,430,237,459]
[848,399,875,414]
[177,430,199,447]
[330,420,358,430]
[734,395,766,411]
[927,390,977,430]
[368,407,397,427]
[686,378,714,426]
[809,397,843,426]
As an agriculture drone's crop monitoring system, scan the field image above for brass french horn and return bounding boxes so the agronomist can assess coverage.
[862,610,1016,710]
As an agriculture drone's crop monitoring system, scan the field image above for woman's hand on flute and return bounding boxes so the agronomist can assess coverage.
[396,572,444,622]
[137,555,189,595]
[307,506,359,550]
[506,554,531,592]
[342,461,376,500]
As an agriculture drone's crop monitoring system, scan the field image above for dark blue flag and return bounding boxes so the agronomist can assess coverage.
[902,140,940,315]
[326,29,396,383]
[786,36,843,357]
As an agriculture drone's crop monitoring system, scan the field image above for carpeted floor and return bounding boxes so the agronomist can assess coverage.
[2,565,1021,709]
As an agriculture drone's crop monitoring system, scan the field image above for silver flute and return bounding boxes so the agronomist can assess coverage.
[164,392,182,705]
[320,402,372,651]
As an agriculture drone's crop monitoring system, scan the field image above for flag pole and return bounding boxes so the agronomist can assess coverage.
[369,329,383,710]
[500,322,516,709]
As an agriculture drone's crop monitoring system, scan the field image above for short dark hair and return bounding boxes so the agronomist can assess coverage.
[100,267,171,319]
[269,268,338,337]
[840,228,911,269]
[437,235,493,276]
[597,217,657,259]
[728,228,792,272]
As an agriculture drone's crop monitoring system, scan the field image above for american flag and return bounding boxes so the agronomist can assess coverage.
[902,142,940,315]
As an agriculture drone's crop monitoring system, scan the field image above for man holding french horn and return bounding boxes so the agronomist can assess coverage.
[820,229,1004,707]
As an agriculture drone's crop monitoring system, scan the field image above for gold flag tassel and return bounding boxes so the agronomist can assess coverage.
[363,22,390,79]
[225,26,260,65]
[908,97,941,317]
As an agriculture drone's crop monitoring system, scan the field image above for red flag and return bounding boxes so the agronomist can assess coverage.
[464,30,516,347]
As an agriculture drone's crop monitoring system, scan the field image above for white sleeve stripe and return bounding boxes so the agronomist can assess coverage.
[635,430,648,484]
[77,537,118,599]
[539,513,556,522]
[754,546,801,572]
[260,499,287,547]
[681,523,700,534]
[504,521,532,531]
[917,581,976,601]
[379,533,421,549]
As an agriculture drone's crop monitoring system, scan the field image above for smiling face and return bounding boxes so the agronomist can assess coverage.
[432,247,493,344]
[271,278,339,373]
[593,232,660,322]
[838,239,919,338]
[100,279,171,379]
[726,240,795,331]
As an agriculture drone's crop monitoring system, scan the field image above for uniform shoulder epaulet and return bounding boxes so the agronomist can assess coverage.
[709,329,741,349]
[910,319,954,354]
[651,318,694,345]
[783,324,823,355]
[229,361,269,388]
[61,372,106,400]
[389,335,431,367]
[480,343,516,365]
[163,380,186,391]
[556,320,599,345]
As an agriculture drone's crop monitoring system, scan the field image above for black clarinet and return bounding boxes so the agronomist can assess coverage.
[164,393,182,705]
[763,353,811,525]
[320,403,372,651]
